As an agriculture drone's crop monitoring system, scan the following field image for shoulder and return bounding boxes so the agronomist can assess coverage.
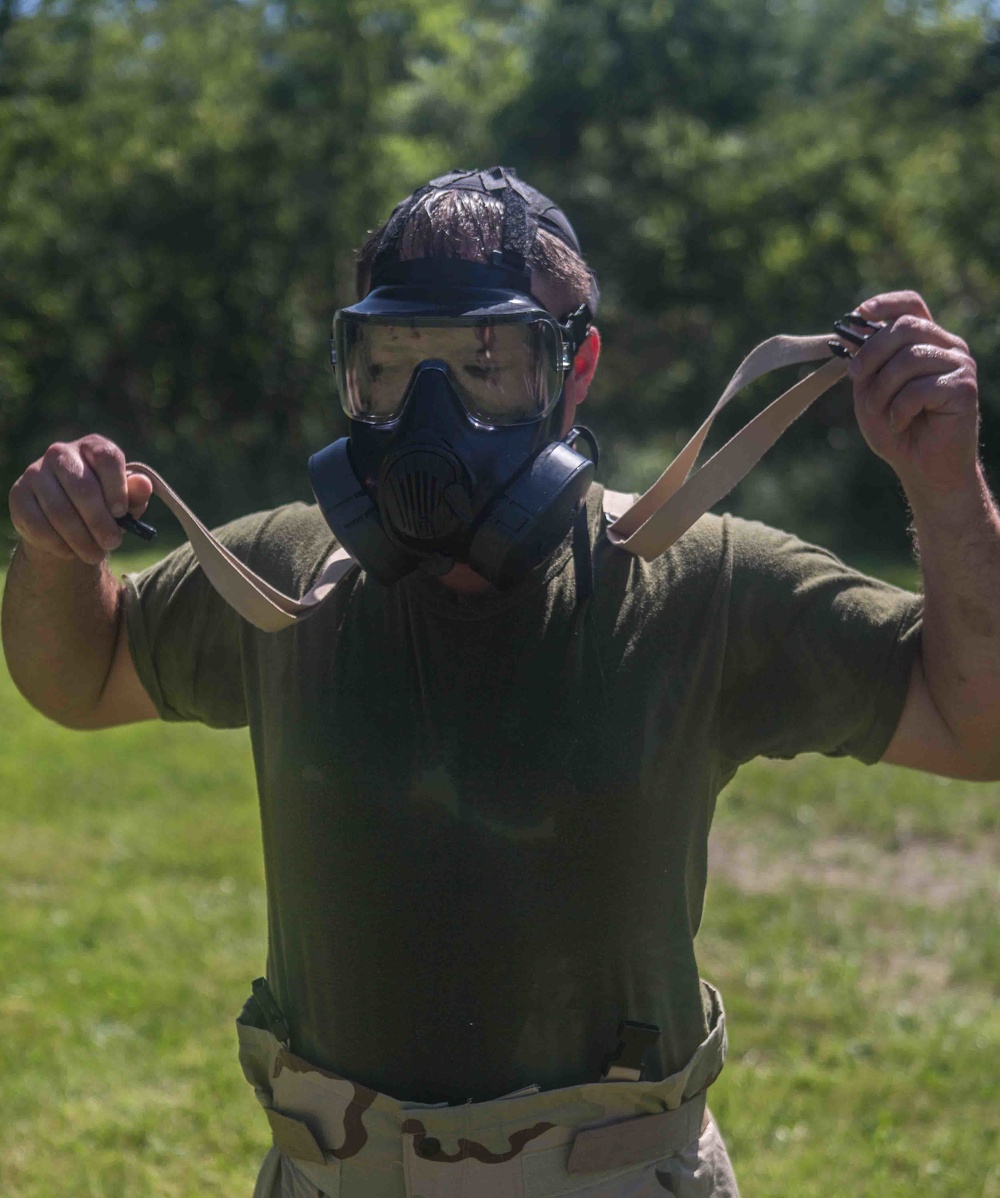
[723,514,841,570]
[130,502,337,600]
[594,502,898,618]
[211,500,332,550]
[592,500,737,637]
[719,516,921,663]
[213,501,339,591]
[219,501,335,559]
[596,500,735,582]
[721,515,900,602]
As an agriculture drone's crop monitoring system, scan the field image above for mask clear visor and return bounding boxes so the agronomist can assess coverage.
[334,315,567,427]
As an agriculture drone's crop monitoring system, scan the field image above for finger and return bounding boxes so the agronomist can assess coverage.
[8,482,77,561]
[125,471,154,516]
[32,470,109,565]
[79,437,129,519]
[847,315,968,384]
[854,290,933,324]
[860,345,970,420]
[45,445,124,552]
[886,369,977,436]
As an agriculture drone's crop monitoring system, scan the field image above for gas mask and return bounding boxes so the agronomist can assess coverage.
[308,168,600,589]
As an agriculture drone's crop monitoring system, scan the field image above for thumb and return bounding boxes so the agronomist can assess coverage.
[126,471,154,516]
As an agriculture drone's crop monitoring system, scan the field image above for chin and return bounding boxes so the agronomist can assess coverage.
[438,563,494,594]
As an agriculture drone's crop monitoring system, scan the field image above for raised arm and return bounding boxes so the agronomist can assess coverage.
[2,435,158,729]
[841,291,1000,780]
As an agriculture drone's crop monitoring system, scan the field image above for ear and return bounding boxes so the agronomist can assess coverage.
[564,326,601,408]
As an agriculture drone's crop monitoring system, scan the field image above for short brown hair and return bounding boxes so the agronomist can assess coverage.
[355,189,596,318]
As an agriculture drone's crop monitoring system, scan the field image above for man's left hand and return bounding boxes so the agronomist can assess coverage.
[844,290,979,498]
[852,291,1000,781]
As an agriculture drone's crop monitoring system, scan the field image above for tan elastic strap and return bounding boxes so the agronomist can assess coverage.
[606,335,847,556]
[126,336,846,633]
[124,462,356,633]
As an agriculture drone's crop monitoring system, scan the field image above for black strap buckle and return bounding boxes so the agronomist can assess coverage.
[601,1020,661,1082]
[251,977,291,1048]
[561,303,593,355]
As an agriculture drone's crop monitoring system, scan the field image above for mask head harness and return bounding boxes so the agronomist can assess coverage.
[309,166,600,590]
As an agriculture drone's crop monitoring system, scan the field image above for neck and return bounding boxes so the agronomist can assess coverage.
[435,563,493,594]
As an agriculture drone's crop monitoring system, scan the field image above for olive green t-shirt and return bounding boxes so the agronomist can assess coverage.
[125,486,922,1104]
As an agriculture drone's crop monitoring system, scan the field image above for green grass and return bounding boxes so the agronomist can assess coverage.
[704,763,1000,1197]
[1,547,998,1196]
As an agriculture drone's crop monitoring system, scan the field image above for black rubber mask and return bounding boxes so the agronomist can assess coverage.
[308,168,598,589]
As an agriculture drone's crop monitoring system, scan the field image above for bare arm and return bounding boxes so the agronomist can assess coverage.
[881,466,1000,779]
[2,435,157,729]
[838,292,1000,780]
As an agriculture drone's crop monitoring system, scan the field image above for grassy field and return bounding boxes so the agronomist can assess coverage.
[1,547,998,1197]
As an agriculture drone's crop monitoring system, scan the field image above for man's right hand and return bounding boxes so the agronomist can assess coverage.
[3,434,159,728]
[8,435,154,566]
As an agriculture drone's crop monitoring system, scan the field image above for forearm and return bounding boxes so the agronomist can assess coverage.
[2,541,124,727]
[907,462,1000,767]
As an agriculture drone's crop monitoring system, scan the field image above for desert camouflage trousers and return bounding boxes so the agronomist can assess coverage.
[237,982,739,1198]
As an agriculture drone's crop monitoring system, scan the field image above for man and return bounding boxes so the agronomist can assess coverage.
[3,167,998,1198]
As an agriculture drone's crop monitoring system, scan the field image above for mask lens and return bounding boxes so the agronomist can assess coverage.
[337,318,422,423]
[451,320,562,424]
[336,317,564,426]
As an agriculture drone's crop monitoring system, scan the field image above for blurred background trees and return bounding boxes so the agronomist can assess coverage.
[1,0,998,554]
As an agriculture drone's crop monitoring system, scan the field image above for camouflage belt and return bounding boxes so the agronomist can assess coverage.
[236,981,731,1198]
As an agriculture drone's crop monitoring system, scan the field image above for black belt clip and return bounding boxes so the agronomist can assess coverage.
[600,1019,660,1082]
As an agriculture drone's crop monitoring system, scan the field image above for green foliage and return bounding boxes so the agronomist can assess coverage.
[495,0,1000,552]
[1,0,999,551]
[0,0,504,519]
